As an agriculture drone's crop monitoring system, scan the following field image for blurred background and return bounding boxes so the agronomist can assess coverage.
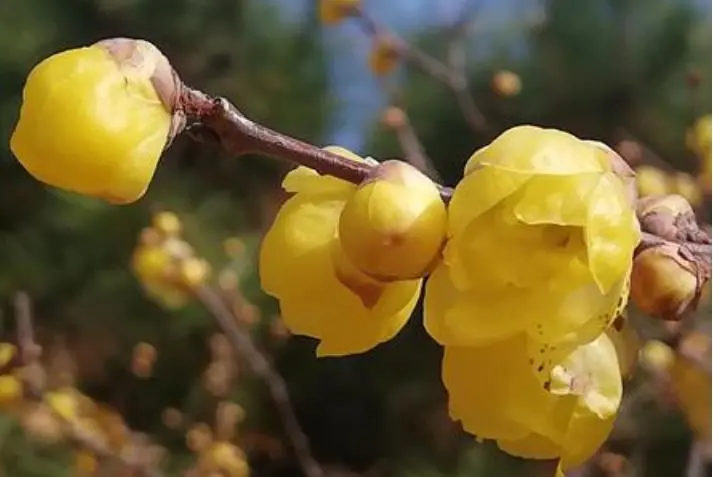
[0,0,711,476]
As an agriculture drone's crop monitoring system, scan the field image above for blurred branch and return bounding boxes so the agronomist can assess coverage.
[195,286,325,477]
[354,5,488,132]
[10,293,165,477]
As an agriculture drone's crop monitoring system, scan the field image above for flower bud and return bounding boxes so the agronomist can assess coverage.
[637,194,698,241]
[492,70,521,97]
[630,243,700,321]
[338,160,447,280]
[179,257,211,289]
[635,166,670,197]
[319,0,360,25]
[11,38,179,204]
[369,38,399,77]
[640,340,674,373]
[153,211,182,237]
[670,172,702,207]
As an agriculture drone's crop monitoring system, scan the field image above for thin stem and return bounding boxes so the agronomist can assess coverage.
[195,286,325,477]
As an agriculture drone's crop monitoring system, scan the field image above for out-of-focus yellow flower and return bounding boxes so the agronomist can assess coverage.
[635,166,670,198]
[669,172,703,207]
[10,38,176,204]
[687,115,711,193]
[131,241,189,309]
[319,0,360,25]
[339,160,447,280]
[443,333,621,471]
[199,442,250,477]
[153,211,182,236]
[260,147,421,356]
[75,450,99,476]
[425,126,639,354]
[640,339,675,373]
[369,38,399,76]
[492,70,522,97]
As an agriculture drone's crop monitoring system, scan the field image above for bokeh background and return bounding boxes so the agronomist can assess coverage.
[0,0,711,476]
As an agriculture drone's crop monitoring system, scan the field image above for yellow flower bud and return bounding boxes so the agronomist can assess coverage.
[11,38,177,204]
[443,333,621,471]
[369,38,399,77]
[319,0,360,25]
[260,148,421,356]
[153,211,182,237]
[338,160,447,280]
[131,242,189,309]
[179,257,211,289]
[639,340,674,373]
[637,194,699,241]
[669,172,702,207]
[425,125,639,350]
[635,166,670,197]
[492,70,522,97]
[630,243,700,321]
[381,106,407,130]
[200,442,249,477]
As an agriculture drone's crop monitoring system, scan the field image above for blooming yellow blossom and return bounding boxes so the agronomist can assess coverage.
[319,0,360,25]
[443,333,621,471]
[10,38,175,204]
[425,125,639,353]
[260,147,421,356]
[339,160,447,280]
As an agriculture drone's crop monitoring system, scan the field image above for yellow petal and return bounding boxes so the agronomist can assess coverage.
[585,173,640,293]
[442,343,529,440]
[282,166,354,196]
[497,433,561,461]
[513,173,600,226]
[448,166,531,238]
[474,126,607,176]
[424,263,533,346]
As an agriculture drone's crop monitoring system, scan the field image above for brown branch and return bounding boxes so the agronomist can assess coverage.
[195,286,325,477]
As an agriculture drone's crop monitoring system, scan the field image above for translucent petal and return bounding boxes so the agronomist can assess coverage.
[559,402,616,470]
[282,166,354,196]
[497,433,561,461]
[442,343,528,440]
[585,173,640,293]
[548,334,623,420]
[448,166,531,238]
[424,263,534,346]
[475,126,607,175]
[513,174,601,226]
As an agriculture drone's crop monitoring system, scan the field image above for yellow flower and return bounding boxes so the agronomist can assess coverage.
[260,147,421,356]
[443,333,621,471]
[131,237,197,309]
[425,125,639,350]
[339,160,447,280]
[369,39,399,77]
[10,38,176,204]
[319,0,360,25]
[635,166,670,197]
[669,172,702,207]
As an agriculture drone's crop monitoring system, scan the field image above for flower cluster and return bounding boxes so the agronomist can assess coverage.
[260,126,640,469]
[131,211,211,309]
